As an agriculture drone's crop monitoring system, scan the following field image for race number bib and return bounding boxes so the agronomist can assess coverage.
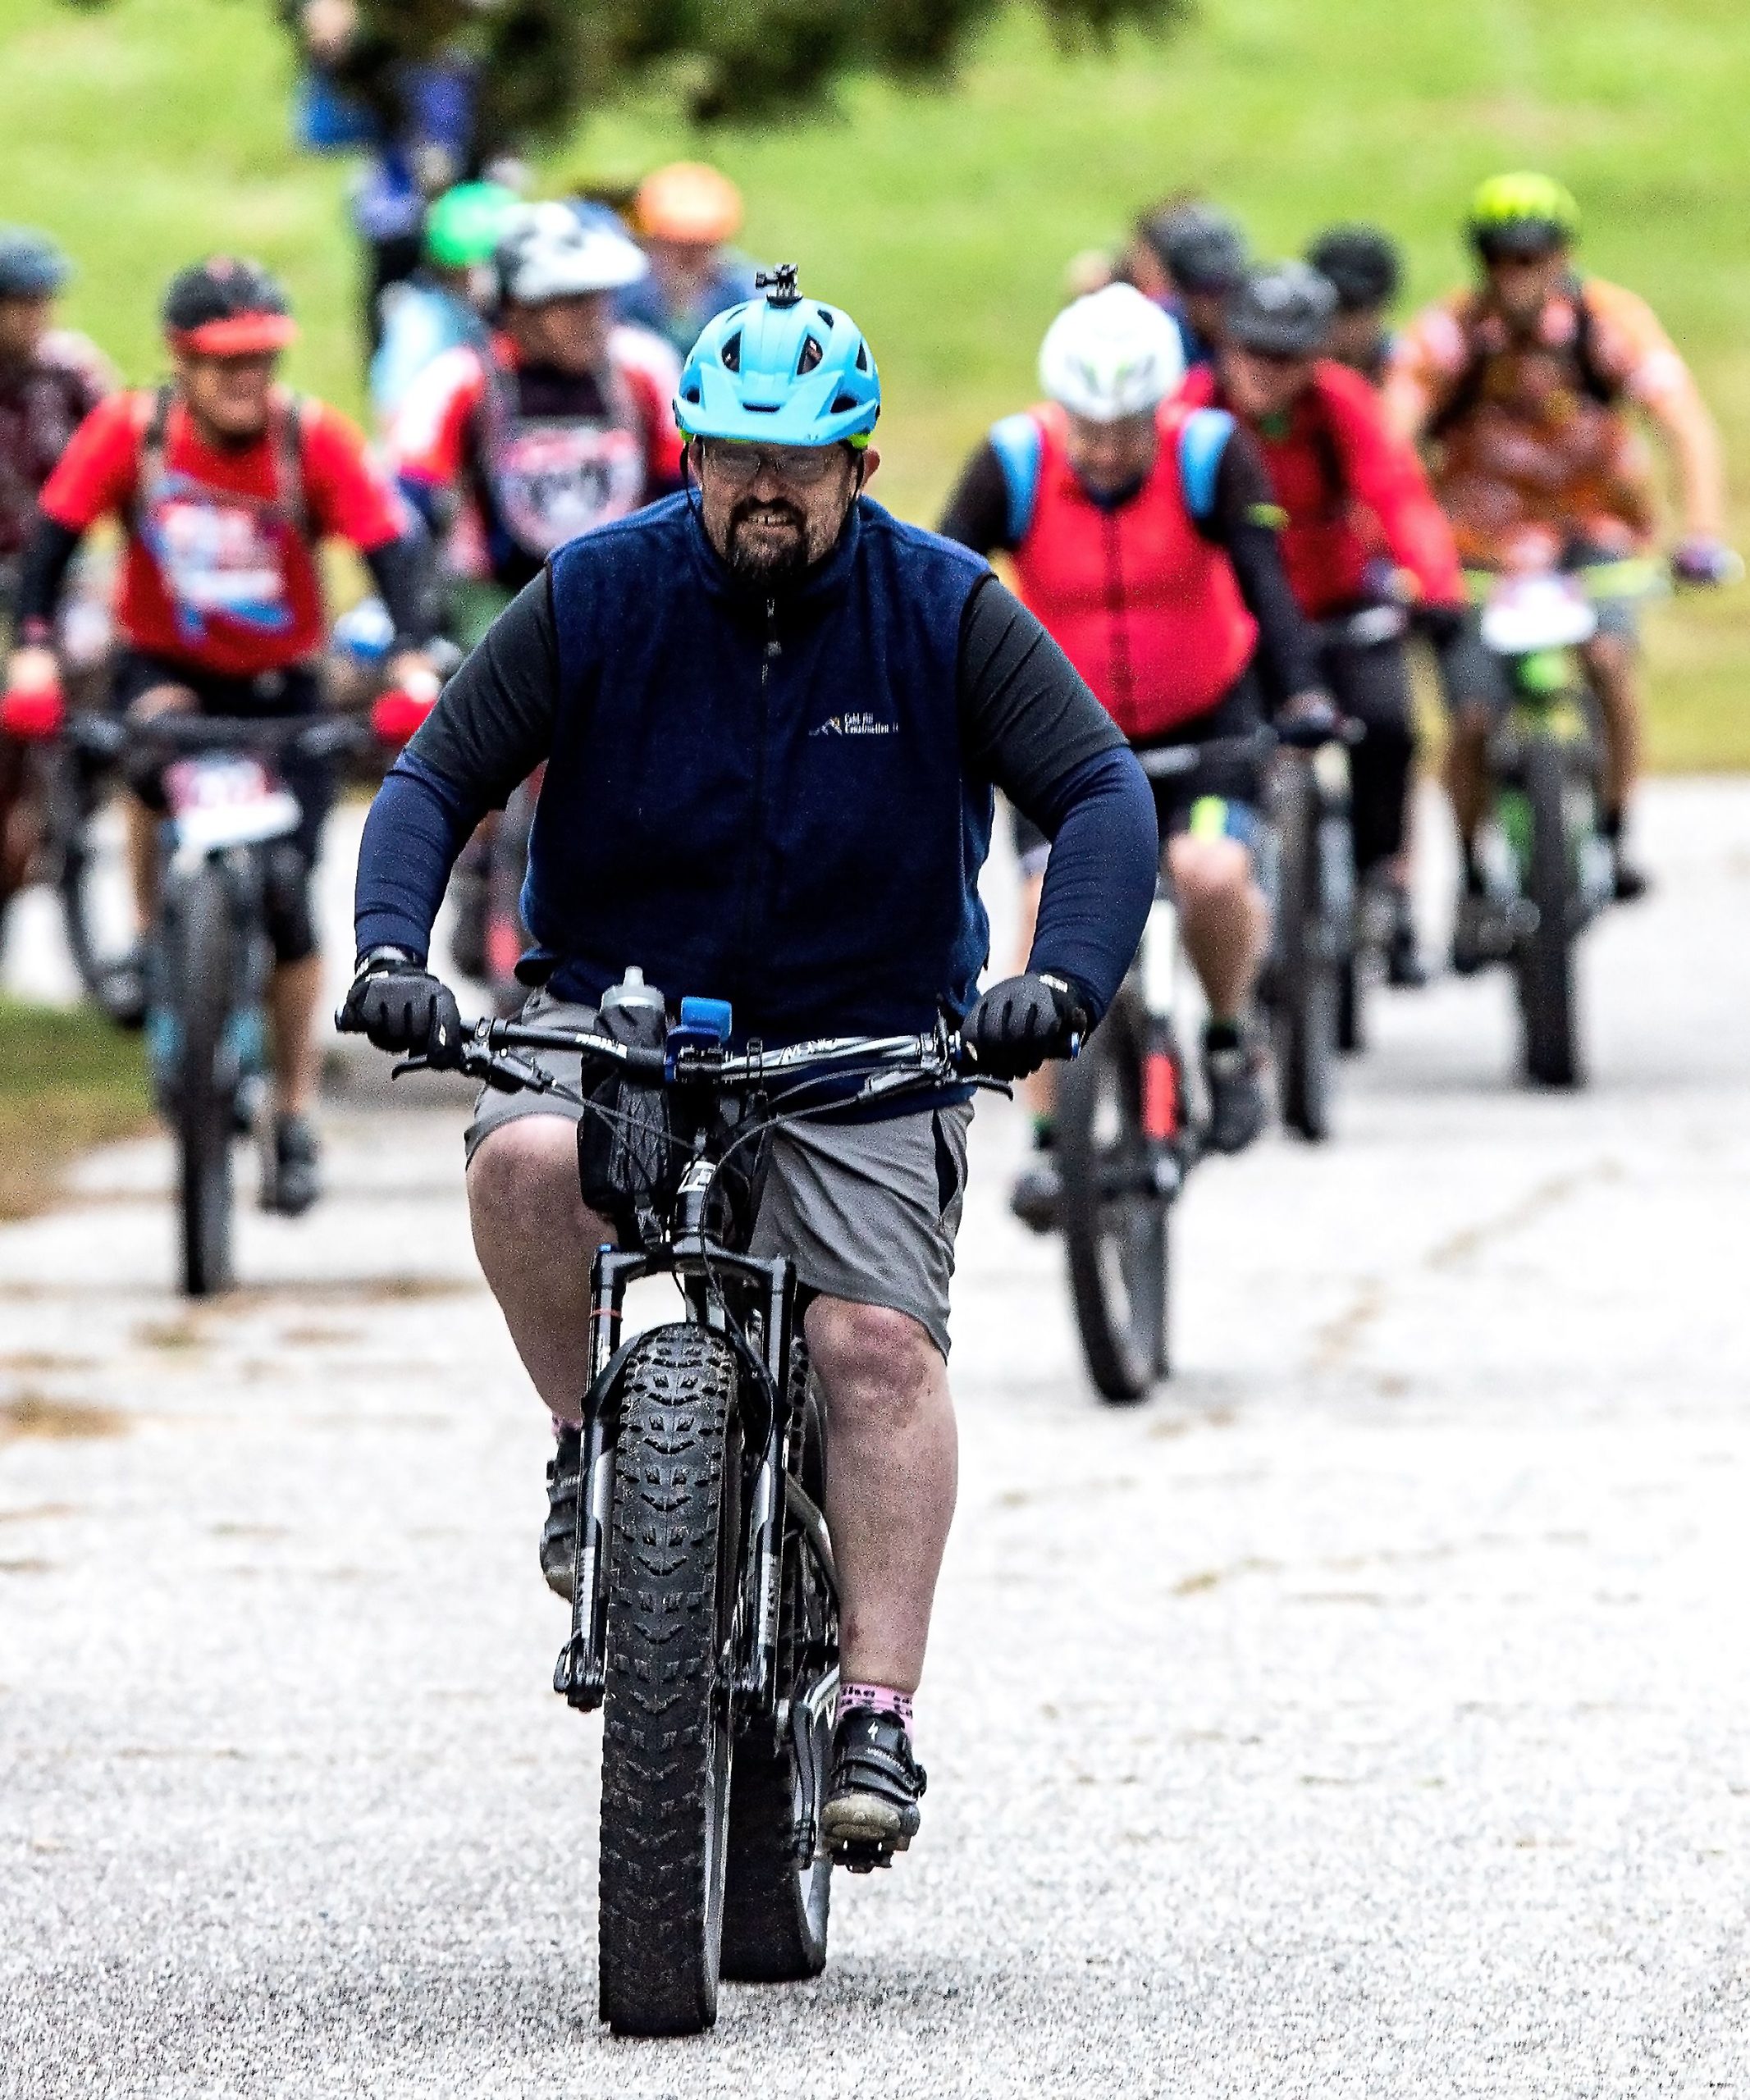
[144,473,294,640]
[492,420,644,555]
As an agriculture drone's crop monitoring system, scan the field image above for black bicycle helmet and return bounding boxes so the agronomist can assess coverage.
[1141,203,1249,295]
[1225,261,1337,358]
[0,226,70,301]
[162,256,295,354]
[1305,224,1403,313]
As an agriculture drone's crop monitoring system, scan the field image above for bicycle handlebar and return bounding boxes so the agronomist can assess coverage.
[66,710,375,765]
[1134,717,1359,780]
[385,1011,989,1105]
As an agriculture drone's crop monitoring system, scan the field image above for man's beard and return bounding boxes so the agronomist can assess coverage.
[725,496,811,580]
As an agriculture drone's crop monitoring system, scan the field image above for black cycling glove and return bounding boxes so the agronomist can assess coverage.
[961,971,1090,1080]
[338,947,464,1064]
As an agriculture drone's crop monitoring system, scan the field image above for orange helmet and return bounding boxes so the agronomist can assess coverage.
[635,162,743,246]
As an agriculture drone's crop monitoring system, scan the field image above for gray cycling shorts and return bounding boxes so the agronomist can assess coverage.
[464,992,973,1358]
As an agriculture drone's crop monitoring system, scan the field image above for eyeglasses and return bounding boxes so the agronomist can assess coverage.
[694,440,846,487]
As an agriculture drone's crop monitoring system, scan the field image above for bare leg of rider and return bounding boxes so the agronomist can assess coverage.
[1444,704,1493,851]
[1584,632,1647,897]
[1168,833,1268,1016]
[466,1116,956,1691]
[1008,870,1064,1223]
[267,954,324,1119]
[1167,831,1271,1155]
[807,1297,957,1695]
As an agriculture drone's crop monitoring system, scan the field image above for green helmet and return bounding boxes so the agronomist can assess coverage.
[1466,171,1580,258]
[424,182,520,272]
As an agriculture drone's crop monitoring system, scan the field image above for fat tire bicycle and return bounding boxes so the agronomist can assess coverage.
[367,998,1001,2035]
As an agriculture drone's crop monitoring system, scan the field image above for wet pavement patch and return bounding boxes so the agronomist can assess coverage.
[0,1392,128,1440]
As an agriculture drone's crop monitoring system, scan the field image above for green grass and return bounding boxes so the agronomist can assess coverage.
[0,997,149,1216]
[3,0,1749,765]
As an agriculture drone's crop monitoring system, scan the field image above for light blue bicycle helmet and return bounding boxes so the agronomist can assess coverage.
[675,264,880,448]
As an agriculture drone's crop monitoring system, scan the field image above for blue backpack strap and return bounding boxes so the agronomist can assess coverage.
[1177,407,1236,523]
[987,412,1044,546]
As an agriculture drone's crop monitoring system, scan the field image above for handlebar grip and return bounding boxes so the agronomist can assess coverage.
[371,687,438,746]
[0,683,66,742]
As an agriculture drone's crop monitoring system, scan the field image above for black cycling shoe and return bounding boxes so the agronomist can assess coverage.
[1202,1025,1268,1157]
[97,947,148,1030]
[1611,847,1650,904]
[1450,890,1510,975]
[1009,1157,1061,1234]
[1383,886,1427,988]
[540,1425,582,1600]
[820,1707,927,1870]
[264,1114,322,1217]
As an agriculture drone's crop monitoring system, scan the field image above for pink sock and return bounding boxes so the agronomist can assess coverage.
[837,1680,915,1741]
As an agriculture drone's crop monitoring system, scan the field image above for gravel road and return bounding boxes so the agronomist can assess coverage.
[2,782,1747,2098]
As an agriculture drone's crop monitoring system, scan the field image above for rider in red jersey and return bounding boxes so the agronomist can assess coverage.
[7,257,436,1211]
[1184,262,1471,982]
[940,282,1329,1198]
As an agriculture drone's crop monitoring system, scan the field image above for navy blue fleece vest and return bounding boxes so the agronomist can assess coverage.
[536,494,991,1040]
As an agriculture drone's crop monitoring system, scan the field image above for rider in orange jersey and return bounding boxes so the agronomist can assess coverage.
[1385,173,1735,919]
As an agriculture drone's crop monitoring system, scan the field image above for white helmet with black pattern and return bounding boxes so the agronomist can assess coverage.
[495,202,648,305]
[1038,283,1186,423]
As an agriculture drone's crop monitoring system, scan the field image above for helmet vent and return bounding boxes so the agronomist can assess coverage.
[797,335,825,376]
[855,344,869,372]
[830,393,860,415]
[720,331,742,372]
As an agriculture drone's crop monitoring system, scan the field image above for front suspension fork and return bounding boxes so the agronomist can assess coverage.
[735,1256,797,1703]
[553,1244,641,1711]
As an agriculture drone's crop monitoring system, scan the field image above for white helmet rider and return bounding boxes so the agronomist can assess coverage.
[495,201,649,305]
[1038,282,1186,422]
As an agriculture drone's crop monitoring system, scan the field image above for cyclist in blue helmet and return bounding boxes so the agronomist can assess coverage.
[668,262,882,575]
[343,264,1159,1867]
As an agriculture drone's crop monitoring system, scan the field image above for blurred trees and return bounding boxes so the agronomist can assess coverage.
[263,0,1183,157]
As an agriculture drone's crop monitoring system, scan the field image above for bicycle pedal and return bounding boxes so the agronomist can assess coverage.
[830,1838,895,1874]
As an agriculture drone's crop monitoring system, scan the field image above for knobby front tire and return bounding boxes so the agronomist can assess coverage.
[1058,1002,1171,1403]
[1516,734,1584,1089]
[161,862,237,1297]
[597,1324,742,2037]
[1273,760,1340,1143]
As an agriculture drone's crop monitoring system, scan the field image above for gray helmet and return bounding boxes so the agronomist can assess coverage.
[1225,261,1336,358]
[1305,225,1403,313]
[1143,203,1248,295]
[0,226,70,301]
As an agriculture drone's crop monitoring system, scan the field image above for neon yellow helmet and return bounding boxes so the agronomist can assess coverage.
[1466,171,1580,258]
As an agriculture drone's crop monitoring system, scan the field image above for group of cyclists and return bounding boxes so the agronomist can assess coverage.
[0,162,1736,1860]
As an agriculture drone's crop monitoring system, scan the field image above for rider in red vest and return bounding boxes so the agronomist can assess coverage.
[1184,261,1471,984]
[940,281,1327,1201]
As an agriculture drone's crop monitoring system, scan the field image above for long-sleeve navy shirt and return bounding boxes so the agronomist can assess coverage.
[357,548,1158,1028]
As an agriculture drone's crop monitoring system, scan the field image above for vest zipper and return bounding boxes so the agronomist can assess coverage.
[734,596,781,1003]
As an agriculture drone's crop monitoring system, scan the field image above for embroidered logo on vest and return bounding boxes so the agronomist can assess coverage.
[810,710,898,737]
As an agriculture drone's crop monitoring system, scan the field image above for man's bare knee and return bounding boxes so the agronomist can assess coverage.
[467,1116,592,1249]
[1169,837,1250,911]
[807,1299,941,1430]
